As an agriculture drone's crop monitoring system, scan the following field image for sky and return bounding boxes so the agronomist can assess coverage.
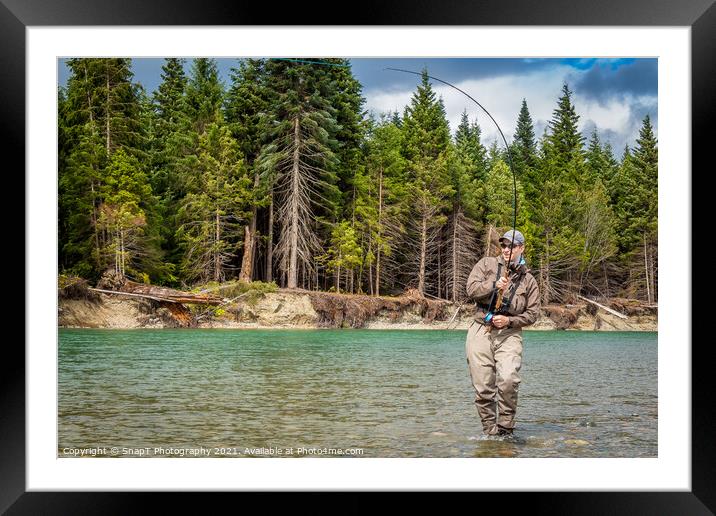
[58,57,657,159]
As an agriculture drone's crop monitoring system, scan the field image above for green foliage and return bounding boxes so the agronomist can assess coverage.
[319,221,363,278]
[176,119,251,284]
[194,279,278,308]
[545,83,585,170]
[454,110,488,182]
[482,159,526,229]
[58,58,657,303]
[512,99,537,169]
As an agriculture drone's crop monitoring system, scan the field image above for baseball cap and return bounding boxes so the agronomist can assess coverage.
[498,229,525,246]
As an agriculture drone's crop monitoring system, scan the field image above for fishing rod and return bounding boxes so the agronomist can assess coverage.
[385,68,519,329]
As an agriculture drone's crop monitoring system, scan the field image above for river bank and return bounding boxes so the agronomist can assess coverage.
[58,288,657,331]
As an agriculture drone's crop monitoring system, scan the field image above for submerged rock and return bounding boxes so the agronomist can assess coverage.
[564,439,591,446]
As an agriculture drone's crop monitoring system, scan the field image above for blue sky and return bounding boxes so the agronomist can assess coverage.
[58,57,657,158]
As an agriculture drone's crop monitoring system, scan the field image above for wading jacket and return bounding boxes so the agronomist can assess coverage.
[466,255,541,329]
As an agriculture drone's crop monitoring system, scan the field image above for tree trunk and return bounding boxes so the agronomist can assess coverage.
[90,181,101,268]
[650,242,657,302]
[418,216,427,295]
[105,68,111,155]
[644,233,651,303]
[84,63,101,271]
[368,240,374,296]
[301,258,306,290]
[287,117,300,289]
[266,188,274,283]
[239,225,254,283]
[437,229,441,299]
[375,167,383,297]
[542,234,551,305]
[114,228,119,276]
[120,228,125,276]
[451,206,458,302]
[357,235,364,294]
[239,171,260,283]
[214,208,221,282]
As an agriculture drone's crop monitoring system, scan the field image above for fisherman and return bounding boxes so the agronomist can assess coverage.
[465,229,541,437]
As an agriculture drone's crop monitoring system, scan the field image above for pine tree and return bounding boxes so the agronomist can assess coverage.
[455,110,488,183]
[318,221,362,294]
[447,110,485,301]
[60,58,145,280]
[66,58,143,155]
[545,83,585,179]
[486,140,505,170]
[185,58,224,134]
[362,115,407,296]
[513,99,537,164]
[60,120,107,278]
[152,58,189,187]
[632,114,658,225]
[255,59,341,289]
[546,83,584,160]
[600,141,620,187]
[482,160,526,229]
[155,58,188,130]
[176,121,251,284]
[608,144,650,256]
[225,58,271,283]
[511,99,538,193]
[147,59,195,283]
[585,128,608,185]
[631,115,658,302]
[400,68,453,296]
[321,59,367,223]
[96,148,153,278]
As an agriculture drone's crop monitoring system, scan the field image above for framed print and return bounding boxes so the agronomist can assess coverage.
[4,0,714,512]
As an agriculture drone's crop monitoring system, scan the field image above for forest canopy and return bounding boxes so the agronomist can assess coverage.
[58,58,658,304]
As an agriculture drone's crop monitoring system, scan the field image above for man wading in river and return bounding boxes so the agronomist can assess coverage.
[465,229,540,437]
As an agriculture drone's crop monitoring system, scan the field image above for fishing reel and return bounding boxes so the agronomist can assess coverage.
[483,288,513,325]
[483,306,509,325]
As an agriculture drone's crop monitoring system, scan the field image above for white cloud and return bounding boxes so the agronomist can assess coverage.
[364,64,657,156]
[575,95,632,134]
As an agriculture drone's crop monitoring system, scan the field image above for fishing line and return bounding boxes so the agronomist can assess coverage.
[385,68,520,326]
[269,58,350,68]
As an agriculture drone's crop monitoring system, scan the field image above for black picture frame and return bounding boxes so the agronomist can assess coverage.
[4,0,712,512]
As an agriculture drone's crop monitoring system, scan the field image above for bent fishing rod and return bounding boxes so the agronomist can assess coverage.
[385,68,519,327]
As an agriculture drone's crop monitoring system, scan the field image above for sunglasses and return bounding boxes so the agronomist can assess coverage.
[500,243,522,249]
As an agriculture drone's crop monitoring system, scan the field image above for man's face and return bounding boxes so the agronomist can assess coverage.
[501,242,524,263]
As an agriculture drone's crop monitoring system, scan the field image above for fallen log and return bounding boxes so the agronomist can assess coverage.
[576,295,628,319]
[89,287,225,306]
[89,288,180,304]
[94,271,225,305]
[120,280,223,304]
[164,296,224,305]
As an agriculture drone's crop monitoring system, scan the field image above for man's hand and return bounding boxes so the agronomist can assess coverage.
[491,315,510,329]
[496,276,510,290]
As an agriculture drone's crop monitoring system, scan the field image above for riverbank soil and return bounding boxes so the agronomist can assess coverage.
[58,282,656,331]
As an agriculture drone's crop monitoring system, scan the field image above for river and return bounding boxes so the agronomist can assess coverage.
[58,328,657,458]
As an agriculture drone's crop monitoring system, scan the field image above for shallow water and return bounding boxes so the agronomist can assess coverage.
[58,328,657,458]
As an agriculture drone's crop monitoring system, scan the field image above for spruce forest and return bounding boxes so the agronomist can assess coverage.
[58,58,658,305]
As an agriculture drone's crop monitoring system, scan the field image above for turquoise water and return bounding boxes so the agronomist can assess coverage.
[58,329,657,458]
